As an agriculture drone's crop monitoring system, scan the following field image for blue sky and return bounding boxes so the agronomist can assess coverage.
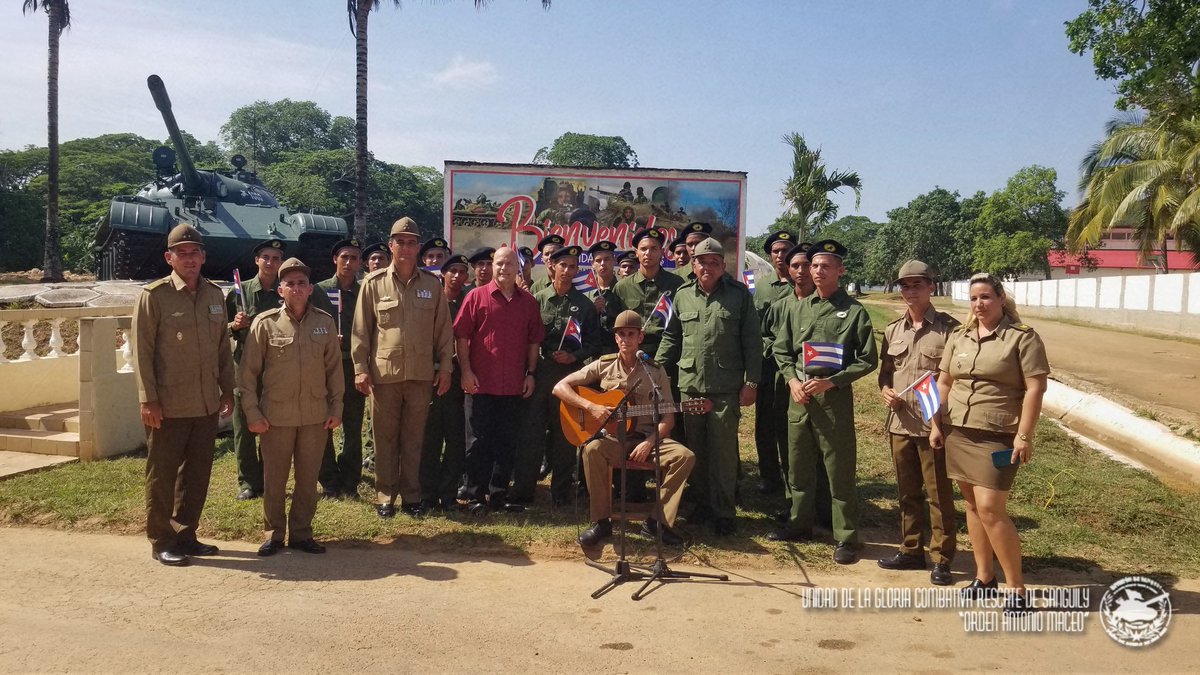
[2,1,1119,236]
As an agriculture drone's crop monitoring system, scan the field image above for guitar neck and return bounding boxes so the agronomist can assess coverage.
[625,402,682,418]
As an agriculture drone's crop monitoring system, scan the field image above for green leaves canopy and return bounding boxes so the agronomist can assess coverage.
[532,132,639,168]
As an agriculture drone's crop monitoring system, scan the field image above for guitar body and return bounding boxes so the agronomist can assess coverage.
[559,386,633,447]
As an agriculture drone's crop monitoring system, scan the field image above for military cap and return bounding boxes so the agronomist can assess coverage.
[420,237,450,257]
[693,238,725,259]
[330,237,363,256]
[784,242,814,264]
[363,242,390,259]
[588,240,617,255]
[613,309,644,330]
[685,221,713,235]
[277,257,311,280]
[253,239,285,255]
[895,259,936,283]
[167,223,204,249]
[763,230,795,253]
[616,250,636,264]
[467,246,496,264]
[390,217,420,238]
[441,253,469,273]
[670,232,690,251]
[518,246,534,262]
[807,239,847,260]
[536,233,565,251]
[548,245,582,262]
[631,227,666,248]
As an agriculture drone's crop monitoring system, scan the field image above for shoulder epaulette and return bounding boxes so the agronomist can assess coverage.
[310,306,332,319]
[600,353,618,362]
[886,315,903,327]
[257,307,283,320]
[144,277,169,291]
[363,268,388,281]
[1010,322,1032,332]
[416,268,439,281]
[938,311,962,327]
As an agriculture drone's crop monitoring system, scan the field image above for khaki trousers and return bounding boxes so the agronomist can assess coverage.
[144,414,218,553]
[891,433,957,564]
[583,436,694,527]
[371,380,433,505]
[261,423,327,542]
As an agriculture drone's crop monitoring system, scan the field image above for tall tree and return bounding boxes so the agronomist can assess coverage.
[23,0,70,281]
[220,99,353,167]
[779,132,862,242]
[532,132,639,168]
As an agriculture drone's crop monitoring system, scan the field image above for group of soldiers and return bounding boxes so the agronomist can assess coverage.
[131,215,961,583]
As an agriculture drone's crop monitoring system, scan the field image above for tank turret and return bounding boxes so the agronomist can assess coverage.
[147,74,202,197]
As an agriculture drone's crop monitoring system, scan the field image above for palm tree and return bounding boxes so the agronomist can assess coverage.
[347,0,550,239]
[23,0,70,281]
[1068,114,1200,271]
[780,132,862,242]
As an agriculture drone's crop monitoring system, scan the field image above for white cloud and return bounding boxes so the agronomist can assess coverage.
[428,55,498,90]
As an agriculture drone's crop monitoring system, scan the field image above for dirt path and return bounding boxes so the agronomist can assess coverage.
[0,527,1194,672]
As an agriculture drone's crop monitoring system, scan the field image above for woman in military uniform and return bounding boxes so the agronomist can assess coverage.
[931,273,1049,609]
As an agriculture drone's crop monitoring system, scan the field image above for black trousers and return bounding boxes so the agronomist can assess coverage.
[464,394,525,503]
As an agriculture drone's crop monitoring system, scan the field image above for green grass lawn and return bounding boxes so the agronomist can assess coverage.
[1,299,1197,579]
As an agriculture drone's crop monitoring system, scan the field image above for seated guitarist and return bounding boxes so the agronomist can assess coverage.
[553,310,696,549]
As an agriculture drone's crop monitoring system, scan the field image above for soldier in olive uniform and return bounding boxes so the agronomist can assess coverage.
[226,239,286,500]
[316,238,365,499]
[753,230,799,496]
[364,242,390,272]
[465,246,495,292]
[420,254,471,510]
[613,227,684,358]
[420,237,450,270]
[528,233,565,294]
[673,221,712,281]
[351,217,455,519]
[587,240,623,355]
[513,246,602,505]
[669,233,691,279]
[616,250,637,279]
[239,258,344,556]
[877,259,959,586]
[657,238,762,536]
[133,224,235,566]
[769,240,877,565]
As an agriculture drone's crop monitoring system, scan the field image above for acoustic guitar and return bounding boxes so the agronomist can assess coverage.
[559,386,713,447]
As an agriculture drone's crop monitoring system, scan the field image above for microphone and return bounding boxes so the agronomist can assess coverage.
[635,350,651,362]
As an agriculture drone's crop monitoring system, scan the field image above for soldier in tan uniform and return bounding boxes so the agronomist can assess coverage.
[132,224,234,566]
[239,258,344,556]
[877,260,959,586]
[352,217,454,519]
[554,310,695,549]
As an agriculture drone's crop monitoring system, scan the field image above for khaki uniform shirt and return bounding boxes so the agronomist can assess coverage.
[239,306,345,427]
[351,266,453,384]
[940,316,1050,434]
[879,306,960,436]
[133,271,235,418]
[657,276,763,394]
[575,354,675,437]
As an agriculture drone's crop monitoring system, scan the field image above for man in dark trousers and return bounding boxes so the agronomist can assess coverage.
[316,237,365,499]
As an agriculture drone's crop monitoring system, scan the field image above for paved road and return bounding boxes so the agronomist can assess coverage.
[0,528,1192,672]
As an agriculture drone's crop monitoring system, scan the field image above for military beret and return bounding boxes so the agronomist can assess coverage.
[895,259,936,283]
[686,221,713,235]
[613,310,644,330]
[616,250,637,264]
[763,230,795,253]
[631,227,666,247]
[390,217,420,238]
[536,234,565,251]
[807,239,847,260]
[548,245,582,262]
[588,240,617,255]
[467,247,496,264]
[167,223,204,249]
[363,242,389,259]
[420,237,450,257]
[518,246,534,261]
[330,237,363,256]
[441,253,469,273]
[670,233,690,251]
[277,257,311,280]
[693,238,725,259]
[784,242,814,264]
[253,239,285,255]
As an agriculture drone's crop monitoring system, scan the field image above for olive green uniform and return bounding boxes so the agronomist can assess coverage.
[420,287,467,505]
[587,279,624,355]
[656,276,762,520]
[225,275,282,495]
[239,305,344,543]
[753,276,794,492]
[529,272,552,294]
[773,287,877,544]
[315,276,366,495]
[613,268,684,357]
[134,272,234,554]
[879,307,959,565]
[513,285,602,503]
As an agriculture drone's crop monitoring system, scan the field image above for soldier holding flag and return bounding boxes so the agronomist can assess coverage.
[315,237,365,499]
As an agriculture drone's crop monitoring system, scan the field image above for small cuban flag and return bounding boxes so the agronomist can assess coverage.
[326,288,342,336]
[913,371,941,421]
[559,316,583,350]
[742,269,756,294]
[573,269,597,293]
[515,247,528,269]
[802,341,844,370]
[651,293,674,326]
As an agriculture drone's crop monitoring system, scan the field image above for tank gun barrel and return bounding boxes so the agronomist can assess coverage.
[147,74,202,195]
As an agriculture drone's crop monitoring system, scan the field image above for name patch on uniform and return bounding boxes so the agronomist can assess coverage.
[312,327,329,335]
[209,304,223,314]
[417,289,433,299]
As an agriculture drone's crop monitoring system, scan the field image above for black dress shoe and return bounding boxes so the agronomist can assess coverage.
[961,577,999,600]
[640,519,684,546]
[174,540,219,557]
[153,550,189,567]
[766,527,813,542]
[1004,591,1031,616]
[579,519,613,547]
[930,563,953,586]
[492,501,525,513]
[467,500,490,515]
[773,508,791,525]
[712,518,737,537]
[258,539,284,557]
[376,503,396,519]
[833,542,860,565]
[288,538,327,554]
[877,551,927,571]
[237,488,257,501]
[400,503,425,518]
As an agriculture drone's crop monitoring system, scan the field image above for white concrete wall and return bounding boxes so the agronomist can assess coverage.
[0,356,78,410]
[78,317,143,460]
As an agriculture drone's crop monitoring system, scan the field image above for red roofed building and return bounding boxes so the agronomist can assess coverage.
[1048,228,1198,279]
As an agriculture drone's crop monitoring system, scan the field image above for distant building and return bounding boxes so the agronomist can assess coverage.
[1047,228,1198,279]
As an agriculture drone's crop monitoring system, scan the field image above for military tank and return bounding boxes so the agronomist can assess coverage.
[94,74,348,281]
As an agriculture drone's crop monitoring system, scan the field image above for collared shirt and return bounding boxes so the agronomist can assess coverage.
[225,273,283,363]
[453,280,545,396]
[613,267,684,353]
[238,305,345,427]
[134,271,234,418]
[587,275,624,355]
[940,316,1050,433]
[534,285,602,363]
[316,275,360,355]
[773,287,878,389]
[754,276,793,369]
[879,306,960,436]
[351,265,454,384]
[657,276,763,394]
[574,355,674,437]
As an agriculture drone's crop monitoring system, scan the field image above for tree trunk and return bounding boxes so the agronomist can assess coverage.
[352,0,370,239]
[1160,234,1169,274]
[41,2,63,282]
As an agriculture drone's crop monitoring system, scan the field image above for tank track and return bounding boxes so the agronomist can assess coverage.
[96,229,169,281]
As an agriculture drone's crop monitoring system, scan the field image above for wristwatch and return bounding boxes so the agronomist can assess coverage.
[744,382,758,389]
[1017,432,1030,442]
[525,370,535,378]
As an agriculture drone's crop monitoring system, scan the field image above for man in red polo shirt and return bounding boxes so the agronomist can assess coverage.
[454,246,545,514]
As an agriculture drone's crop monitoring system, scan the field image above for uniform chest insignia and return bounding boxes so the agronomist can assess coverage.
[176,331,183,341]
[570,305,579,312]
[313,327,328,335]
[836,310,848,318]
[417,290,432,299]
[171,311,184,318]
[209,304,222,314]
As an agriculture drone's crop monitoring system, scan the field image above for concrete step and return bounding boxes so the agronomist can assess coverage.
[0,450,77,481]
[0,403,80,434]
[0,429,80,457]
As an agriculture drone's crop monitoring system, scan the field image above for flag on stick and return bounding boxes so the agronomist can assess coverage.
[912,371,941,421]
[651,293,674,326]
[573,269,597,292]
[558,316,583,350]
[326,288,342,336]
[232,269,248,314]
[742,269,756,294]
